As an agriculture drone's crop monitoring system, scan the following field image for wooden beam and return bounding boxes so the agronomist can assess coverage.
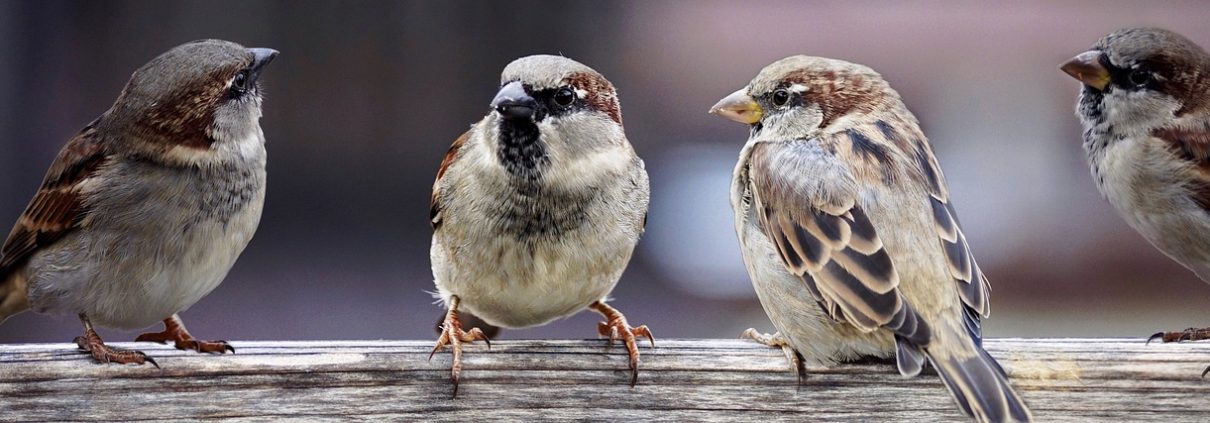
[1,338,1207,421]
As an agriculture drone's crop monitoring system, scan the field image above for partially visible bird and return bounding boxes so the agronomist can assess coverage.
[0,39,278,366]
[1062,28,1210,363]
[711,56,1032,422]
[428,55,652,396]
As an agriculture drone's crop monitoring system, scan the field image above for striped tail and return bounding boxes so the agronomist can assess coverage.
[924,341,1033,422]
[0,272,29,324]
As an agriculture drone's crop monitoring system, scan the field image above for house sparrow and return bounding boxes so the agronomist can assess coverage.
[1062,28,1210,363]
[711,56,1032,422]
[428,55,652,395]
[0,40,278,366]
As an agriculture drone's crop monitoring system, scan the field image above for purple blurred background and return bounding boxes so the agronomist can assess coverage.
[2,0,1209,343]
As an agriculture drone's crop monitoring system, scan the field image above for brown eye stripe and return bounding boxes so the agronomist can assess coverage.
[562,71,622,125]
[780,70,885,130]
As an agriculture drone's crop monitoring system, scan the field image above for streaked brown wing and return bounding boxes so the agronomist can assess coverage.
[0,124,107,280]
[430,131,470,230]
[748,141,928,345]
[909,136,991,341]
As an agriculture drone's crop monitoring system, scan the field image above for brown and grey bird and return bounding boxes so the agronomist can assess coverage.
[710,56,1032,422]
[428,55,652,395]
[1062,28,1210,358]
[0,40,278,366]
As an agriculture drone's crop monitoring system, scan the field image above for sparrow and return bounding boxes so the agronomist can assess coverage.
[428,55,652,395]
[1062,28,1210,364]
[710,56,1032,422]
[0,39,278,366]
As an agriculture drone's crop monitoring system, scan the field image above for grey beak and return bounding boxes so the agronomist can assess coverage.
[248,48,279,81]
[491,81,537,121]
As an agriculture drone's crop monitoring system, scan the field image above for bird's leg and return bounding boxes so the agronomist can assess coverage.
[1147,327,1210,344]
[429,295,490,398]
[135,314,233,354]
[73,313,157,368]
[741,328,806,384]
[590,300,655,387]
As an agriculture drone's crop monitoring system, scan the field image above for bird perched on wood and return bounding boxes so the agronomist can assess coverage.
[428,55,652,395]
[0,40,278,366]
[1062,28,1210,366]
[710,56,1032,422]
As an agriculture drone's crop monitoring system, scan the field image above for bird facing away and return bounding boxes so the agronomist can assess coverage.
[710,56,1032,422]
[0,39,278,366]
[1063,28,1210,362]
[428,55,652,396]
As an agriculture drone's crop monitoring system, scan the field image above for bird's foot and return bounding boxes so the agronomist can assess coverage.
[1145,327,1210,378]
[1147,327,1210,344]
[429,298,490,398]
[136,315,233,354]
[74,321,157,368]
[741,328,806,383]
[591,301,655,387]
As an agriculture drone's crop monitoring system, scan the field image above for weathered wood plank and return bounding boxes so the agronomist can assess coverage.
[0,339,1207,422]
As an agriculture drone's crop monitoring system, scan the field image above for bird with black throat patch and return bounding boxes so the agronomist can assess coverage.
[0,39,277,367]
[710,56,1032,422]
[427,55,652,396]
[1062,28,1210,373]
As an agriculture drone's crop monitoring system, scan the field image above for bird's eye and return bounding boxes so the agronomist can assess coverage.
[232,71,249,92]
[553,87,575,107]
[771,89,791,107]
[1128,68,1152,87]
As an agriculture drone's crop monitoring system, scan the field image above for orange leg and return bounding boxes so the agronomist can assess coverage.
[74,314,157,368]
[590,301,655,387]
[429,295,490,398]
[135,314,233,354]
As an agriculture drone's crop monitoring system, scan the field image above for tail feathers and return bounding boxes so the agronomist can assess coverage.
[895,335,926,376]
[0,272,30,324]
[926,344,1033,423]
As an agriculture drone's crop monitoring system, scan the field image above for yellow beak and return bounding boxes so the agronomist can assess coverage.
[709,89,763,125]
[1061,50,1111,91]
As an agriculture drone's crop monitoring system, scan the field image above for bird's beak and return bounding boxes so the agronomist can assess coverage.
[1061,50,1110,91]
[709,89,762,125]
[248,48,279,83]
[491,81,538,121]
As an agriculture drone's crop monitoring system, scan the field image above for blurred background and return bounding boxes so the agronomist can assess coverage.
[2,0,1209,344]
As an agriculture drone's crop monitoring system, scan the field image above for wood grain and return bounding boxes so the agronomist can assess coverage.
[1,338,1207,422]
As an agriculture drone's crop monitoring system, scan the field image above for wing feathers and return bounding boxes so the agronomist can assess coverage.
[750,141,925,339]
[0,127,106,280]
[430,131,470,230]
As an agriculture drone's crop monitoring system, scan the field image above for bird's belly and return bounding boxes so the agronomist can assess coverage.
[1097,139,1210,280]
[738,220,893,364]
[434,228,634,329]
[26,189,264,330]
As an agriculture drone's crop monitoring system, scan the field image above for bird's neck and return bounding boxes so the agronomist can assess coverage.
[496,119,549,183]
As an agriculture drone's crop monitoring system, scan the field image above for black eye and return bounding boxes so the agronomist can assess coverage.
[232,71,249,92]
[553,87,575,107]
[771,89,791,107]
[1128,68,1152,87]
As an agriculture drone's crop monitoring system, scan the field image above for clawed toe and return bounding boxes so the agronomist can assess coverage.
[591,301,655,387]
[1146,327,1210,344]
[741,329,806,384]
[135,315,234,355]
[74,335,159,368]
[430,296,490,398]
